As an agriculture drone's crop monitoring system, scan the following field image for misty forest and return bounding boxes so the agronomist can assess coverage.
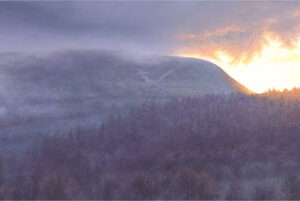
[3,1,300,200]
[1,86,300,199]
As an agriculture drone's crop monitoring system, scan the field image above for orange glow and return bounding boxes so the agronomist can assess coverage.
[178,36,300,93]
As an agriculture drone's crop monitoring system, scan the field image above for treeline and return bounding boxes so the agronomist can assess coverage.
[1,89,300,199]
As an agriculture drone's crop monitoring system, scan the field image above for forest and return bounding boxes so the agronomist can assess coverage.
[1,88,300,199]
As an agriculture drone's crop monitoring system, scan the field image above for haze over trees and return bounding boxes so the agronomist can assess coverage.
[1,89,300,199]
[3,1,300,200]
[0,51,250,136]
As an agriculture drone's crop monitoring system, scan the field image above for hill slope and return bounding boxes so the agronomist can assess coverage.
[0,50,251,135]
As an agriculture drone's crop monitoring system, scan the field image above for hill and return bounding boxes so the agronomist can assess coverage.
[0,50,251,135]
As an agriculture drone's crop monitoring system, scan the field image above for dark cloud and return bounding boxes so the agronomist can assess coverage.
[1,1,300,61]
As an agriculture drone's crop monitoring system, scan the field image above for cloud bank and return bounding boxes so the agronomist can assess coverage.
[1,1,300,62]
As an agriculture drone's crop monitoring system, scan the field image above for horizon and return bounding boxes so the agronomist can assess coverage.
[2,1,300,93]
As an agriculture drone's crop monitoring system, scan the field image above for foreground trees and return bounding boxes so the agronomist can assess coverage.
[2,89,300,199]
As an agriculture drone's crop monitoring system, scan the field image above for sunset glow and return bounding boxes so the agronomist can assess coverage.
[178,36,300,93]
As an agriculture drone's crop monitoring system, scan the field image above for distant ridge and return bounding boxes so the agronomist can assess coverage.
[0,50,252,134]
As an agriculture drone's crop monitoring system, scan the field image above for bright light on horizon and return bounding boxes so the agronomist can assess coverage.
[178,36,300,94]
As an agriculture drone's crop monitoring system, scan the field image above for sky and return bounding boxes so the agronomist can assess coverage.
[2,1,300,93]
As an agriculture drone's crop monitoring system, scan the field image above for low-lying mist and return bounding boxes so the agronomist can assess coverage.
[0,50,248,137]
[1,89,300,199]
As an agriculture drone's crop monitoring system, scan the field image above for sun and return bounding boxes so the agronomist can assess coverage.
[178,36,300,94]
